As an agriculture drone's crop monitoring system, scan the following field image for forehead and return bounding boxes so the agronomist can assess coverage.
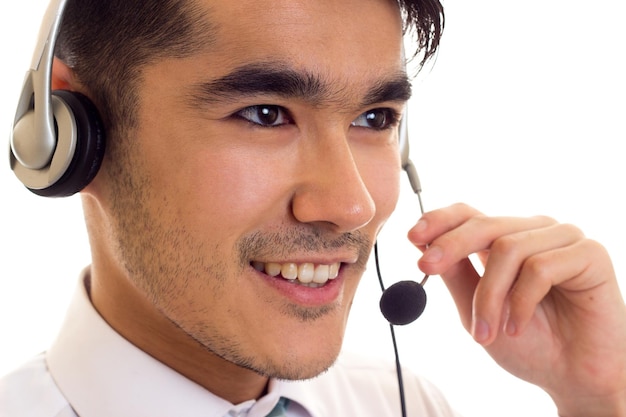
[192,0,406,83]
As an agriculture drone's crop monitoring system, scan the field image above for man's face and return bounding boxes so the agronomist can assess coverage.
[103,0,407,380]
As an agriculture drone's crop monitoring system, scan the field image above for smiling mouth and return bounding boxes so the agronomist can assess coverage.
[251,261,340,288]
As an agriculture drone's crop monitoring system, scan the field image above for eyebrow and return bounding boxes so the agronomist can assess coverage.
[187,62,412,109]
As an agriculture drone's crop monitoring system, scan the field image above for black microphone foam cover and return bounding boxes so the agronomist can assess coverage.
[379,280,427,325]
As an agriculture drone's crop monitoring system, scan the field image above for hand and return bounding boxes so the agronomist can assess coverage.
[408,203,626,416]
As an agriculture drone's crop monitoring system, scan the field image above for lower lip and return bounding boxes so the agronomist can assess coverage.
[252,266,344,306]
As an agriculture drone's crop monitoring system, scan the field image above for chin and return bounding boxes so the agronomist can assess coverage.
[250,333,344,381]
[261,351,340,381]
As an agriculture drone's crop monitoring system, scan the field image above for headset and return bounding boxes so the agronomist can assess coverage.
[9,1,429,415]
[8,0,430,316]
[10,0,425,202]
[9,0,105,198]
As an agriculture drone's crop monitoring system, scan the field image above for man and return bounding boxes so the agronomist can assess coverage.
[2,0,625,416]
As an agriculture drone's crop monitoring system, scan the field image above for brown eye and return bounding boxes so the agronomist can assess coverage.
[351,108,398,130]
[236,105,292,127]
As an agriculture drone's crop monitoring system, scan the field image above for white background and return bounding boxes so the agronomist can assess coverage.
[1,1,625,416]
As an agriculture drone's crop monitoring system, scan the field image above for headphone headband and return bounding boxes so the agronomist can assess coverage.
[11,0,68,170]
[9,0,105,197]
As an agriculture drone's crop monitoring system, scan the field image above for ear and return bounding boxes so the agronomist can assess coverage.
[51,57,78,91]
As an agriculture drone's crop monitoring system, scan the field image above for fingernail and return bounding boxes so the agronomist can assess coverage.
[472,318,490,344]
[505,318,517,337]
[421,246,443,263]
[414,218,428,234]
[409,219,429,245]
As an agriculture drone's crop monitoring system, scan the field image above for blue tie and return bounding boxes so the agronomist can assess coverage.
[266,397,290,417]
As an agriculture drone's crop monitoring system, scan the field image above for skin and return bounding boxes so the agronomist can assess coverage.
[55,0,406,405]
[51,0,626,415]
[410,204,626,416]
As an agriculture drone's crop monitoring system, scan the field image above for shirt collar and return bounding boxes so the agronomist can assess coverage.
[46,269,316,417]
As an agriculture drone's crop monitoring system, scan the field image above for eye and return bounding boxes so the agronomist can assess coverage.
[235,105,293,127]
[351,108,399,130]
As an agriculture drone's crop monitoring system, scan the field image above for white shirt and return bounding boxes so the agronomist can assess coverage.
[0,270,459,417]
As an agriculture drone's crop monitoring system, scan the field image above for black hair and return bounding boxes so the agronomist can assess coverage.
[56,0,444,132]
[55,0,214,132]
[400,0,445,65]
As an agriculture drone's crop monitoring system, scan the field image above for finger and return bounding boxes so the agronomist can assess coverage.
[476,250,489,268]
[505,238,614,338]
[439,257,481,332]
[472,223,585,345]
[417,214,558,277]
[408,203,482,246]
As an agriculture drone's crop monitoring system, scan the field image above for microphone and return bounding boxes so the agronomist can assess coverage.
[376,107,428,417]
[377,120,430,326]
[379,279,427,325]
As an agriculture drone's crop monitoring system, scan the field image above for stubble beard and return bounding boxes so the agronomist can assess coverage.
[105,135,374,380]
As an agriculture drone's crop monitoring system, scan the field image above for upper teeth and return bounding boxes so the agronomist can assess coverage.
[252,261,340,286]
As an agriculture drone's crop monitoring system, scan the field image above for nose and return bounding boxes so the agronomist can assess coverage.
[291,130,376,233]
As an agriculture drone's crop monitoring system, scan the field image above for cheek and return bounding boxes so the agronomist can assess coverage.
[137,99,287,225]
[360,152,402,225]
[168,149,289,233]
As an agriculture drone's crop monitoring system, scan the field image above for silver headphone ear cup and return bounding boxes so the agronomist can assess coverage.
[27,90,106,197]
